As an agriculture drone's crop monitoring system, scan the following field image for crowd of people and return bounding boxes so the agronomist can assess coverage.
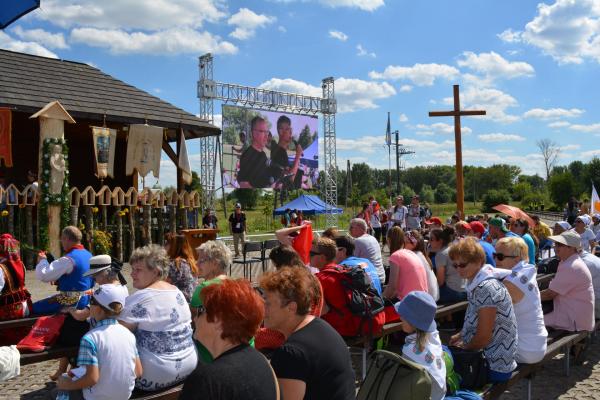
[0,192,599,399]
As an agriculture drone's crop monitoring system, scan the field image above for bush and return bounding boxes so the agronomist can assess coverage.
[434,183,454,203]
[481,189,511,212]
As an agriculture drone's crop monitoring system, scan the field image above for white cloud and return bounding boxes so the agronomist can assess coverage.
[523,107,584,119]
[153,88,162,94]
[356,44,376,58]
[457,51,535,80]
[398,113,408,122]
[70,27,237,55]
[11,26,68,49]
[278,26,287,33]
[430,148,544,175]
[548,121,571,128]
[568,123,600,133]
[329,30,348,41]
[259,77,396,113]
[369,63,459,86]
[336,134,453,154]
[498,28,523,43]
[561,144,581,151]
[228,8,276,40]
[444,86,520,123]
[0,31,58,58]
[318,0,384,11]
[414,123,472,136]
[581,149,600,158]
[514,0,600,64]
[34,0,226,30]
[399,84,412,92]
[478,133,526,142]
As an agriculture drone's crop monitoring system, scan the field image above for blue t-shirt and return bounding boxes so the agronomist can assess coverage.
[478,239,496,267]
[521,233,536,265]
[340,257,382,295]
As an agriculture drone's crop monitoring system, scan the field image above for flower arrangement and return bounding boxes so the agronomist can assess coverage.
[38,138,70,250]
[92,230,112,255]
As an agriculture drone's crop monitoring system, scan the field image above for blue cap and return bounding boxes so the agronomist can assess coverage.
[394,291,437,333]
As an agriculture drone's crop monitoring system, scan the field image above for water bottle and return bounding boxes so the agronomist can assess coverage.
[55,390,70,400]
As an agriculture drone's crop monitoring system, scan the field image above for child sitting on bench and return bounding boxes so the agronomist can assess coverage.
[54,284,141,400]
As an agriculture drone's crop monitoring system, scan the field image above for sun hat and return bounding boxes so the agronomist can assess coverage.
[235,203,241,208]
[83,255,112,277]
[92,284,127,311]
[394,291,437,333]
[469,221,486,236]
[555,221,572,231]
[576,215,591,226]
[548,231,582,250]
[489,217,509,233]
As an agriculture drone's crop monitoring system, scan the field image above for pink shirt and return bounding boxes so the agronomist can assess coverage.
[389,249,428,300]
[545,253,595,331]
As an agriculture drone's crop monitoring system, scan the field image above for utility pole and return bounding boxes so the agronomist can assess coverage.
[393,130,414,196]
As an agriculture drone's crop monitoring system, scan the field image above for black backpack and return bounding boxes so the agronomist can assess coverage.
[335,265,385,318]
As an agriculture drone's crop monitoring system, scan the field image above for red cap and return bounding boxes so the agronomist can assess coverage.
[425,217,442,225]
[456,221,472,230]
[470,221,485,236]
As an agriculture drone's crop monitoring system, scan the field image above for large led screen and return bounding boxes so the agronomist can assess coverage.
[222,105,319,190]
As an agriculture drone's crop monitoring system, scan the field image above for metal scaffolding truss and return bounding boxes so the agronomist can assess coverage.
[197,53,338,226]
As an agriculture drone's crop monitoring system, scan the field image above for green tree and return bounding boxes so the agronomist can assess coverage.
[548,172,576,208]
[231,188,260,210]
[481,189,511,212]
[298,124,315,149]
[434,183,454,203]
[351,163,374,196]
[511,181,532,201]
[419,184,435,204]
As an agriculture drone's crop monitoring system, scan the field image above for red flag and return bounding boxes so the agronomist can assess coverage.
[0,108,13,167]
[292,223,313,264]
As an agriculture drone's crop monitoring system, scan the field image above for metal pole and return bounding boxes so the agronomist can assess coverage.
[395,130,400,195]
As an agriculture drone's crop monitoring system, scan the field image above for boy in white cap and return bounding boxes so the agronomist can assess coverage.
[395,291,446,400]
[56,284,142,400]
[50,255,130,381]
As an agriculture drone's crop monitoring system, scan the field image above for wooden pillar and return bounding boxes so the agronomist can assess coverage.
[142,204,151,245]
[115,206,123,261]
[453,85,465,219]
[30,101,75,255]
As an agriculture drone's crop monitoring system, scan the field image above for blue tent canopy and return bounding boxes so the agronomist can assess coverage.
[274,194,343,215]
[1,1,40,29]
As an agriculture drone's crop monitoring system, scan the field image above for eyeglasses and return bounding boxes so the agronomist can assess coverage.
[309,250,321,256]
[197,257,210,264]
[493,253,518,261]
[453,261,469,269]
[192,305,206,318]
[575,220,584,224]
[554,242,566,248]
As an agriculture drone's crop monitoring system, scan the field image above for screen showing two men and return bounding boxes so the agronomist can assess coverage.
[222,105,319,189]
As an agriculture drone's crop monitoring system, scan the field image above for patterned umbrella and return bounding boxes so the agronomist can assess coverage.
[0,0,40,29]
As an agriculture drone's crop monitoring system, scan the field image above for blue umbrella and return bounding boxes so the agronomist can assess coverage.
[0,0,40,29]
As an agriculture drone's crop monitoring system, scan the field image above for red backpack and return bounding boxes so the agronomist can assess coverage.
[319,266,385,337]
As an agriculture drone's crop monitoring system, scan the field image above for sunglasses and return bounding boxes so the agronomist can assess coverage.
[453,261,469,269]
[493,253,518,261]
[192,304,206,318]
[309,250,321,256]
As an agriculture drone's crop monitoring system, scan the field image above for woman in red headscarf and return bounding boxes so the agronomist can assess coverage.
[0,234,32,344]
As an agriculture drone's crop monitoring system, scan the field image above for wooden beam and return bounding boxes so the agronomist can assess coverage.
[176,129,183,192]
[162,139,178,165]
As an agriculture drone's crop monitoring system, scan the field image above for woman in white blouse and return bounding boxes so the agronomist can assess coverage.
[119,245,197,391]
[494,237,548,363]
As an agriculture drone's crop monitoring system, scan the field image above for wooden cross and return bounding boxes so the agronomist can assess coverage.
[429,85,485,218]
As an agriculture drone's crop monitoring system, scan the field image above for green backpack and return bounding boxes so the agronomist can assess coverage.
[357,350,432,400]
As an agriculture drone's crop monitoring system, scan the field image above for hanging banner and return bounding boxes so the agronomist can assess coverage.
[92,126,117,179]
[125,124,162,178]
[0,108,13,167]
[178,129,192,185]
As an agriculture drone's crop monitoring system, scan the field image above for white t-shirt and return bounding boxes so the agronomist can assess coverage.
[370,211,382,229]
[503,262,547,364]
[402,331,446,400]
[577,228,596,252]
[391,206,408,228]
[415,251,440,301]
[79,319,139,400]
[119,287,197,391]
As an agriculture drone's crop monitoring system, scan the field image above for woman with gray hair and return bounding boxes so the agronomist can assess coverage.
[119,245,197,391]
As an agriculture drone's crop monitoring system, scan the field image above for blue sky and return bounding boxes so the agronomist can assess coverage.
[2,0,600,188]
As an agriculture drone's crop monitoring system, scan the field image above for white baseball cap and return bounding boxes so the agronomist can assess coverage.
[92,284,127,311]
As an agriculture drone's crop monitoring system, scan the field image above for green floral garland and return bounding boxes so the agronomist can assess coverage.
[38,138,70,251]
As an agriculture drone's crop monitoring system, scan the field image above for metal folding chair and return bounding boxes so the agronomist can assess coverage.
[232,241,262,281]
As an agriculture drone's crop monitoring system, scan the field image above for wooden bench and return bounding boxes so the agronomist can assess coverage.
[130,384,184,400]
[19,345,78,366]
[481,328,590,399]
[0,316,39,330]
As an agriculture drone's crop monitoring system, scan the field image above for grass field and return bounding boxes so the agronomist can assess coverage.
[214,201,505,235]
